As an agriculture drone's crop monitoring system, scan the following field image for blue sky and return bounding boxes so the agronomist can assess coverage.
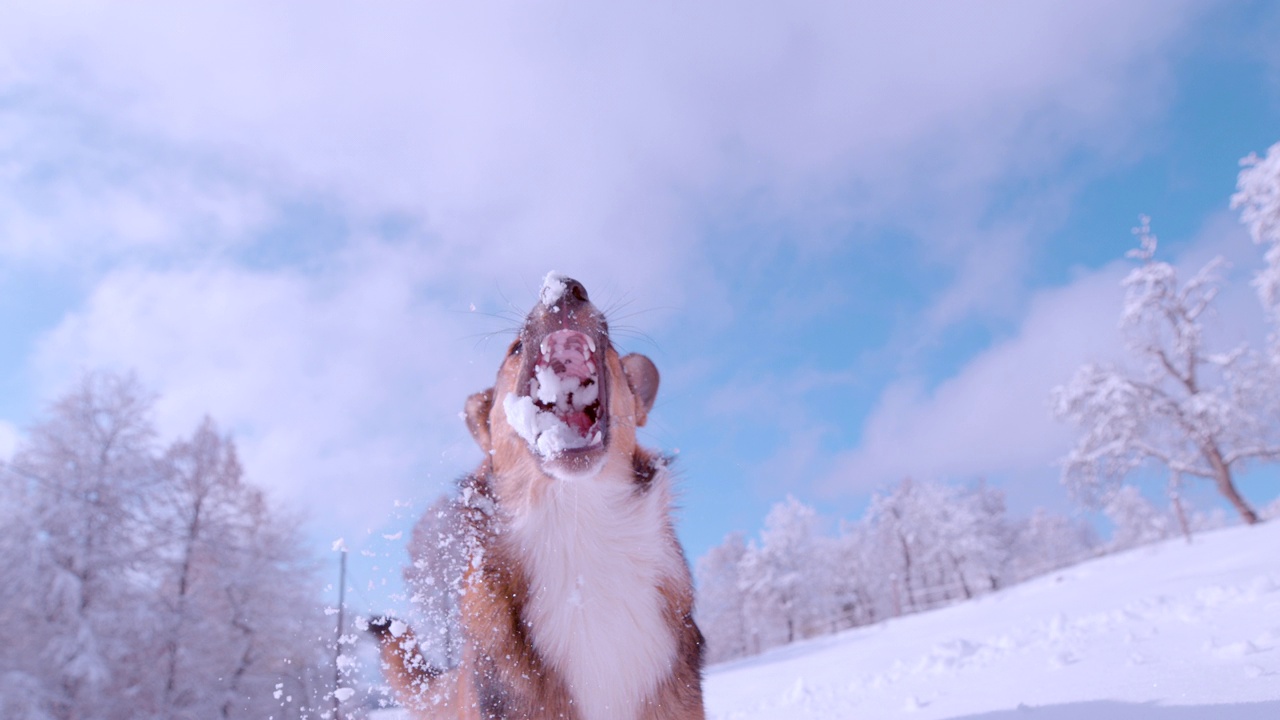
[2,1,1279,614]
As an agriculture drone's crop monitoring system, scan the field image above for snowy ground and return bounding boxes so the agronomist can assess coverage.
[705,521,1280,719]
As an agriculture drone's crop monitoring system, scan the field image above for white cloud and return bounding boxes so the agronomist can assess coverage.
[0,101,273,267]
[818,212,1268,496]
[31,240,498,529]
[0,1,1210,313]
[819,265,1129,494]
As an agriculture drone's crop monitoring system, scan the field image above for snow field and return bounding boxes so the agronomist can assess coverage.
[705,520,1280,719]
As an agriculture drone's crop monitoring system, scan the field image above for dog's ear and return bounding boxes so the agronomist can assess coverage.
[620,354,659,427]
[465,388,494,452]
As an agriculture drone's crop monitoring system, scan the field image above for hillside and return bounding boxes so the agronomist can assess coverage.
[705,520,1280,719]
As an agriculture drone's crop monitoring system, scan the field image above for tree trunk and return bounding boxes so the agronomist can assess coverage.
[1170,491,1193,543]
[896,532,918,612]
[1204,443,1258,525]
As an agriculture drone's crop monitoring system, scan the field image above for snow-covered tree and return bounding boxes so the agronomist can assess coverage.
[864,478,1014,614]
[827,521,882,629]
[209,483,332,720]
[737,496,829,651]
[693,532,749,664]
[1007,508,1097,581]
[1232,140,1280,319]
[1053,218,1280,525]
[153,417,247,718]
[948,480,1015,595]
[1102,485,1171,552]
[152,417,331,720]
[0,373,333,720]
[0,372,160,720]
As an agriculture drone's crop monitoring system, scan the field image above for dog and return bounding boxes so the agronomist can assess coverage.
[371,273,705,720]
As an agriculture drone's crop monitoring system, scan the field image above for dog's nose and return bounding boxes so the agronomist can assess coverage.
[560,278,590,307]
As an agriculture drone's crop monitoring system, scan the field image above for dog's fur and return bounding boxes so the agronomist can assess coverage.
[372,276,704,720]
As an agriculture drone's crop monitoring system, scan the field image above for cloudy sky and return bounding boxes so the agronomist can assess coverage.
[2,1,1279,612]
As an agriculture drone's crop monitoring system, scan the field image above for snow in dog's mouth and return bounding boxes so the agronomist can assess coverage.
[503,329,605,457]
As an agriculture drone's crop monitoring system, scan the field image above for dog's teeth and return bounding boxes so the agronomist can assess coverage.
[586,336,596,353]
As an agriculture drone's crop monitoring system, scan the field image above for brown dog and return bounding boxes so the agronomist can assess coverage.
[372,273,704,720]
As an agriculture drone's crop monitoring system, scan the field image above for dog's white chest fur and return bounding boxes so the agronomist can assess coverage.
[511,465,679,720]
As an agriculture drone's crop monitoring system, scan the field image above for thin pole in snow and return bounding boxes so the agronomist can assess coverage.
[332,548,347,720]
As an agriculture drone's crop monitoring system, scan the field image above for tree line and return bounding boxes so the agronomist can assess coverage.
[693,476,1275,664]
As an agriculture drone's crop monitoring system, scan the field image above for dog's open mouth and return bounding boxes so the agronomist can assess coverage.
[503,329,606,457]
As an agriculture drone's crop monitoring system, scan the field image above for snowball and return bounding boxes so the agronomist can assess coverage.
[332,687,355,702]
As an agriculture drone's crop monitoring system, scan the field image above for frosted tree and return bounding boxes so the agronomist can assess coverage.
[210,484,332,720]
[864,478,1013,614]
[865,479,931,614]
[1053,218,1280,525]
[0,374,333,720]
[947,481,1014,595]
[693,532,749,663]
[1232,141,1280,320]
[0,372,160,720]
[1102,485,1171,552]
[152,417,247,718]
[1007,508,1097,581]
[151,417,331,720]
[737,496,827,651]
[827,521,881,629]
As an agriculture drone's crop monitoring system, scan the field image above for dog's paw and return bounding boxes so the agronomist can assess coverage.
[364,615,401,638]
